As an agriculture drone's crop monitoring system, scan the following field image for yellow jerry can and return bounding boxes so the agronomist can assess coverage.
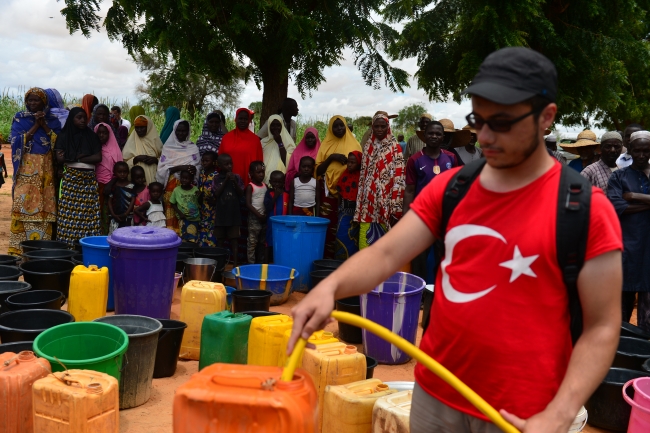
[68,265,109,322]
[301,342,367,432]
[278,329,339,367]
[32,369,119,433]
[247,314,293,367]
[179,280,226,360]
[322,379,397,433]
[371,390,413,433]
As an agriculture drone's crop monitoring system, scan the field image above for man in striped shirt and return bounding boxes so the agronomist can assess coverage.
[581,131,623,193]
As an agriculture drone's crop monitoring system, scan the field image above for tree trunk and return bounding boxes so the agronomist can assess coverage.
[259,67,289,133]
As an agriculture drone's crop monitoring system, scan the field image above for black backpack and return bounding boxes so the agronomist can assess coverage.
[425,159,591,345]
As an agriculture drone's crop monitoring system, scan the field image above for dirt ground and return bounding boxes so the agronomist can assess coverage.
[0,144,630,432]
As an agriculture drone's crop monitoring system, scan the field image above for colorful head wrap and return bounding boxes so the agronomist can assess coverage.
[24,87,48,106]
[134,116,149,127]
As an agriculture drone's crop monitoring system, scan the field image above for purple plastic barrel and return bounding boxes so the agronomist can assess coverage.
[360,272,424,364]
[108,227,181,319]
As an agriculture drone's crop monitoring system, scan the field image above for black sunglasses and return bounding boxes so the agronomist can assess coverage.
[465,106,544,133]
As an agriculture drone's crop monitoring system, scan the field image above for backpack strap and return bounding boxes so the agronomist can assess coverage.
[423,159,486,332]
[556,165,591,345]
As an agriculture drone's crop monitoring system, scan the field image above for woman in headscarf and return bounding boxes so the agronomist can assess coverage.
[81,94,98,120]
[128,106,145,134]
[8,87,62,255]
[54,107,103,246]
[218,108,264,181]
[160,106,181,144]
[45,88,69,128]
[122,115,164,185]
[315,116,362,258]
[95,122,123,234]
[261,114,296,184]
[354,113,405,249]
[156,119,201,234]
[89,104,118,135]
[285,127,321,191]
[196,112,226,156]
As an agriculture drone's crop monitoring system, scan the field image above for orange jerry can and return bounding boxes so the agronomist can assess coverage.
[32,369,119,433]
[301,342,367,432]
[0,351,51,433]
[173,363,318,433]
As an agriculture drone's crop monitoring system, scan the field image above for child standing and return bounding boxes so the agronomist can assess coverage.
[198,151,219,246]
[335,151,362,259]
[131,166,150,226]
[264,170,289,262]
[289,156,318,216]
[134,182,166,227]
[106,161,135,234]
[170,169,200,242]
[213,154,244,265]
[245,161,267,264]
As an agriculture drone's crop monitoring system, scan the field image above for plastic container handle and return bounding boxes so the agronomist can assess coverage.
[623,379,650,414]
[282,311,520,433]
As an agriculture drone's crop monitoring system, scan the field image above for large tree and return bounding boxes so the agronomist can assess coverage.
[387,0,650,129]
[59,0,409,127]
[134,51,244,116]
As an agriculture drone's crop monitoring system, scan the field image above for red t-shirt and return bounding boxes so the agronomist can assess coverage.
[410,162,622,421]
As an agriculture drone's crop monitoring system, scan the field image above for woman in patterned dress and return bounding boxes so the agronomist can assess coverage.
[8,87,62,255]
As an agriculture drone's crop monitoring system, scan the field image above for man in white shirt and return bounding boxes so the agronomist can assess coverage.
[111,106,131,130]
[616,123,642,168]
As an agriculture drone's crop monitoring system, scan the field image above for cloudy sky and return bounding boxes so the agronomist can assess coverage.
[1,0,590,135]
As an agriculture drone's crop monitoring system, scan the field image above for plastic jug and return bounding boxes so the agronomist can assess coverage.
[322,379,397,433]
[68,265,109,322]
[0,351,51,433]
[301,342,367,432]
[371,390,413,433]
[199,311,252,369]
[32,369,118,433]
[247,314,293,366]
[179,280,226,360]
[173,363,318,433]
[278,329,339,366]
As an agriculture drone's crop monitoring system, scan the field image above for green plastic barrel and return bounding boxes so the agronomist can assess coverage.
[33,322,129,381]
[199,311,252,369]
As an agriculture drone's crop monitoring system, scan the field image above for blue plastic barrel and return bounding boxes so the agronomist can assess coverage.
[80,236,114,311]
[269,216,329,292]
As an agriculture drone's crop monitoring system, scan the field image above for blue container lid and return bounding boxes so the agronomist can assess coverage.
[269,216,329,226]
[107,227,181,250]
[80,236,109,249]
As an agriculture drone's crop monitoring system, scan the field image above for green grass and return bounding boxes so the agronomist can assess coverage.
[0,89,411,145]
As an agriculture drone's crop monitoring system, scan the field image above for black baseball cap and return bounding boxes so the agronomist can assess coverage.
[462,47,557,104]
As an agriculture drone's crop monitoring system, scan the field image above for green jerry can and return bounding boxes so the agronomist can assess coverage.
[199,311,253,369]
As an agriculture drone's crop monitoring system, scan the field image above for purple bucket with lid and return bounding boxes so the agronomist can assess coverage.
[108,227,181,319]
[360,272,425,364]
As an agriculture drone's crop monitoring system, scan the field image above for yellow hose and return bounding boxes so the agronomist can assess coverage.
[282,310,519,433]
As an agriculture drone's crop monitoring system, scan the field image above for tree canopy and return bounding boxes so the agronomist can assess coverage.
[394,103,428,129]
[387,0,650,129]
[133,51,243,116]
[59,0,409,127]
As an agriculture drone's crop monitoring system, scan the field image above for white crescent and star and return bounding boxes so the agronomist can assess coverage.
[440,224,539,303]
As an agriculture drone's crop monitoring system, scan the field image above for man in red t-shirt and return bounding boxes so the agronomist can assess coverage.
[288,47,622,433]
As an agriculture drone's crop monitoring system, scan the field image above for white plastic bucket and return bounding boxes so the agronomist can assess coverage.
[568,406,587,432]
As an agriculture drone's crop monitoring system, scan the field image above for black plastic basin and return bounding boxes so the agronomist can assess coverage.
[336,296,362,343]
[0,309,75,342]
[0,255,20,266]
[0,266,22,282]
[5,290,65,311]
[313,259,344,271]
[621,322,650,340]
[22,249,78,262]
[19,259,75,297]
[613,336,650,371]
[19,240,69,254]
[0,341,34,354]
[239,311,280,318]
[310,270,333,289]
[71,254,84,265]
[0,282,32,313]
[231,290,273,313]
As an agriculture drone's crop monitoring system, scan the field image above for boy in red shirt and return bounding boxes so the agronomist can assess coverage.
[288,47,622,433]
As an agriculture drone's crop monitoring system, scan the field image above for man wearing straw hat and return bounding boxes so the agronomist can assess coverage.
[607,130,650,332]
[456,124,483,164]
[562,130,599,172]
[438,118,470,165]
[288,47,622,433]
[581,131,623,193]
